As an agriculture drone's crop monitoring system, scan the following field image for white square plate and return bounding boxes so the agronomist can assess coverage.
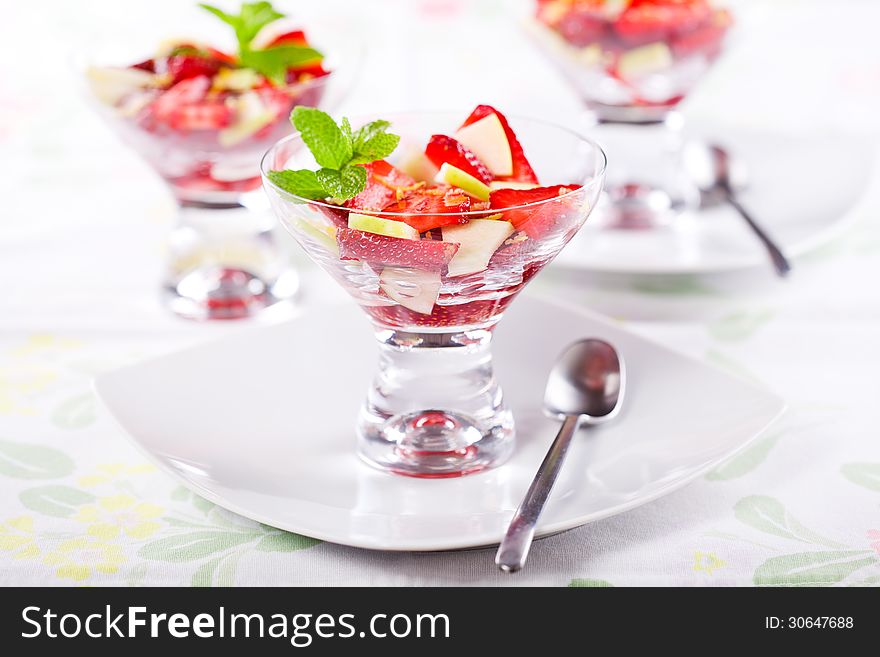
[95,296,784,551]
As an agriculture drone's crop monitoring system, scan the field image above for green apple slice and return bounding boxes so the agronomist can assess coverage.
[86,66,158,105]
[617,42,673,81]
[397,145,439,183]
[488,180,540,191]
[442,219,515,277]
[434,163,491,201]
[293,216,338,254]
[453,113,513,177]
[379,268,441,314]
[218,91,275,147]
[348,213,419,240]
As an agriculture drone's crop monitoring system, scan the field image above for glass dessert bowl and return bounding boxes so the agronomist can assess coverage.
[262,106,606,477]
[529,0,732,227]
[85,1,358,319]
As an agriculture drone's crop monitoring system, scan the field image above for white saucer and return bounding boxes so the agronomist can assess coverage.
[94,297,784,551]
[555,130,874,274]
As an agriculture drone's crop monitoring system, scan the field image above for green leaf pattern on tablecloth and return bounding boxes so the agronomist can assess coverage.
[50,393,97,430]
[708,309,774,342]
[19,485,95,517]
[753,551,877,587]
[734,496,843,548]
[706,432,782,481]
[0,439,74,479]
[568,578,614,587]
[841,463,880,492]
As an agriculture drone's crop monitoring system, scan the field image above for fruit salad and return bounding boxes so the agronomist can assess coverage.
[87,1,331,204]
[264,106,601,331]
[533,0,731,115]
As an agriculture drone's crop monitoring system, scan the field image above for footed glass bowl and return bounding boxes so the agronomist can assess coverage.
[262,112,606,477]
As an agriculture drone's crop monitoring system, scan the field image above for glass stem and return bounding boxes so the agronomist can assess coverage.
[357,328,515,478]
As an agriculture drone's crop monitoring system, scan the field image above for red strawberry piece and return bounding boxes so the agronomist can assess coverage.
[365,295,519,330]
[131,59,156,73]
[286,62,330,84]
[344,160,417,212]
[556,9,608,48]
[382,187,470,234]
[489,184,581,238]
[459,105,539,184]
[164,55,222,84]
[424,135,493,184]
[671,8,731,57]
[205,47,237,65]
[152,76,211,123]
[268,29,307,46]
[336,228,459,269]
[616,0,711,46]
[168,102,232,131]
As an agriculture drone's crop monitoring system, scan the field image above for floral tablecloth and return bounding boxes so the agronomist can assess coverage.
[2,0,879,586]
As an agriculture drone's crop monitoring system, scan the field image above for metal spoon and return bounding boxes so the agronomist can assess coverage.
[495,339,625,573]
[687,142,792,277]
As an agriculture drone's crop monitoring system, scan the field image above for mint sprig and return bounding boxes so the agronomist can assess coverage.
[268,107,400,201]
[198,2,323,85]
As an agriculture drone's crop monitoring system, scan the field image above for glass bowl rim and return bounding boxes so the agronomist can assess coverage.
[260,110,607,217]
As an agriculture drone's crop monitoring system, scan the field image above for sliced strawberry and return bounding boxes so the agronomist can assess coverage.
[556,9,607,47]
[615,0,711,45]
[344,160,417,211]
[337,229,459,269]
[132,59,156,73]
[490,184,581,238]
[268,29,307,46]
[382,187,471,234]
[459,105,539,184]
[365,295,518,330]
[205,47,237,65]
[163,54,222,84]
[287,62,330,83]
[152,76,211,122]
[168,102,233,131]
[424,135,493,184]
[671,8,731,57]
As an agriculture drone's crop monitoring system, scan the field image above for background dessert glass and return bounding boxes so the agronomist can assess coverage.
[529,0,732,228]
[262,112,606,477]
[84,35,361,320]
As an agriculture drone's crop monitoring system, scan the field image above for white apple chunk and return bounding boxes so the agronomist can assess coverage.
[442,219,515,277]
[617,42,673,81]
[435,163,491,201]
[397,145,439,183]
[453,113,513,177]
[218,91,274,147]
[348,213,420,240]
[86,66,159,105]
[379,268,441,314]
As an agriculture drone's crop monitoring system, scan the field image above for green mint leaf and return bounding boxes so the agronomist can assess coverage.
[292,107,353,170]
[198,3,239,30]
[267,169,327,200]
[240,45,322,85]
[315,166,367,201]
[353,120,391,152]
[341,117,354,148]
[350,133,400,165]
[237,1,284,45]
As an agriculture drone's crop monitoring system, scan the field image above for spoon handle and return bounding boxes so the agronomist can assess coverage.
[496,414,581,573]
[725,192,792,277]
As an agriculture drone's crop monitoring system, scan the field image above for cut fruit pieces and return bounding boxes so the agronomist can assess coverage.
[453,113,513,177]
[435,163,491,201]
[345,160,417,212]
[348,213,419,240]
[616,42,673,80]
[87,66,159,105]
[442,219,515,277]
[382,187,470,234]
[489,184,581,238]
[293,216,339,255]
[218,91,275,146]
[424,135,493,184]
[397,146,440,184]
[459,105,539,184]
[379,268,441,315]
[336,229,459,269]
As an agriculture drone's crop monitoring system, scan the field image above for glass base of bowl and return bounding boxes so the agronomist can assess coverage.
[164,204,299,321]
[585,111,699,230]
[357,328,515,478]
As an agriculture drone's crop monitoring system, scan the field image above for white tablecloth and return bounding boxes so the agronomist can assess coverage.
[1,0,879,586]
